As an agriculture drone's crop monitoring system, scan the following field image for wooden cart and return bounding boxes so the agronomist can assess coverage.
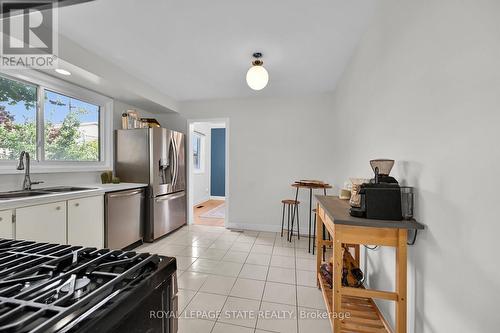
[315,196,424,333]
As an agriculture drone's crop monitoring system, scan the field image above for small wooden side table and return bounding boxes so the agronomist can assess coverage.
[315,195,425,333]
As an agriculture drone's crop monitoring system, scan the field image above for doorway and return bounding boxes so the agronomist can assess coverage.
[187,119,229,227]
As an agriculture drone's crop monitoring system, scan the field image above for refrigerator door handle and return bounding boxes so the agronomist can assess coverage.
[172,137,178,186]
[168,137,174,184]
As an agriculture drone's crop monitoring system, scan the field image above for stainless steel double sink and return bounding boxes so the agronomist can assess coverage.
[0,187,97,200]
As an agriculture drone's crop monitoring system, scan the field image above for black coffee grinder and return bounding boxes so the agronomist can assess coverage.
[369,159,398,184]
[350,159,403,220]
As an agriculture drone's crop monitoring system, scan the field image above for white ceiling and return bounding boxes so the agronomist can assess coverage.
[58,0,376,102]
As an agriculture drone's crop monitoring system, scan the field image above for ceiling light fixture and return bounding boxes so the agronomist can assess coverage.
[246,52,269,91]
[55,68,71,76]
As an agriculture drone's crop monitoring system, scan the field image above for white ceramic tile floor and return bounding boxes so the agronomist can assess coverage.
[270,255,295,269]
[219,297,261,328]
[223,250,249,263]
[136,225,330,333]
[200,275,237,295]
[177,289,197,312]
[296,269,317,287]
[246,253,272,266]
[262,281,297,305]
[267,267,296,285]
[239,264,269,281]
[251,244,274,254]
[230,278,265,300]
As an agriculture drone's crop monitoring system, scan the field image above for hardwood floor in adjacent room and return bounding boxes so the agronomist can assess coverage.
[194,200,225,227]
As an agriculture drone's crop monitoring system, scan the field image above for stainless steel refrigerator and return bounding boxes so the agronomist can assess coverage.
[115,128,186,242]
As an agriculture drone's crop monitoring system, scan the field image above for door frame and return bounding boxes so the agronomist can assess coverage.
[187,118,230,227]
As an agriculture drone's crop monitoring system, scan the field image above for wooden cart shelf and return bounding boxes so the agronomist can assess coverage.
[318,272,392,333]
[315,196,424,333]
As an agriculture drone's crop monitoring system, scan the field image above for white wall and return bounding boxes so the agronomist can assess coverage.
[328,1,500,332]
[181,94,336,232]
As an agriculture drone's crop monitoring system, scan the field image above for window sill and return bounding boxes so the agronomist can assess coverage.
[0,163,112,175]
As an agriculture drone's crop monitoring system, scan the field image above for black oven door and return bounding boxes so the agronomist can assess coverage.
[63,271,177,333]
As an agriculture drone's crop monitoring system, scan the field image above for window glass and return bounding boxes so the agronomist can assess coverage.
[0,76,37,160]
[193,134,201,171]
[44,90,100,161]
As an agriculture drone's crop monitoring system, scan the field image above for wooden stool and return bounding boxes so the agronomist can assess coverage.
[281,199,300,242]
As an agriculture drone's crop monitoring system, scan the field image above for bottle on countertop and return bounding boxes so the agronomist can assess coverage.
[121,113,128,129]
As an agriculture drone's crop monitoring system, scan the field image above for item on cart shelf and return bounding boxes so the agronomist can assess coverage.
[320,262,333,288]
[342,247,364,287]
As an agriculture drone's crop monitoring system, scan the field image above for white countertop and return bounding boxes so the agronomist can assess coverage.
[0,183,148,210]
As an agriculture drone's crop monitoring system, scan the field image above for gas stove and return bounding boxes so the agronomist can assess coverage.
[0,239,177,333]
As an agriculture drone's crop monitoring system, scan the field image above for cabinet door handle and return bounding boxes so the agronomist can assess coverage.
[0,217,2,222]
[56,206,61,211]
[75,203,80,207]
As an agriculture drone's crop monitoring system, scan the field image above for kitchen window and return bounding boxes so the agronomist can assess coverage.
[193,132,205,173]
[44,90,100,161]
[0,71,112,173]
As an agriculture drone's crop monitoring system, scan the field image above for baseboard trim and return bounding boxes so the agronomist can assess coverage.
[210,196,226,201]
[226,222,280,233]
[226,222,312,237]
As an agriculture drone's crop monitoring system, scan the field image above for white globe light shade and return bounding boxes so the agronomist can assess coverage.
[246,65,269,90]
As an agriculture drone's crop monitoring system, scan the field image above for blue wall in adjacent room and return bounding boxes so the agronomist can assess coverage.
[210,128,225,197]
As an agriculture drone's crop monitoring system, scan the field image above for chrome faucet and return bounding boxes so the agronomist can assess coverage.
[17,151,43,190]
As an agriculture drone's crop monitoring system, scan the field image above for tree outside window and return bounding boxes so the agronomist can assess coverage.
[0,75,100,162]
[0,76,37,160]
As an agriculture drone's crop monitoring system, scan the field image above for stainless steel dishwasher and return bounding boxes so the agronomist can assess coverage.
[105,188,145,249]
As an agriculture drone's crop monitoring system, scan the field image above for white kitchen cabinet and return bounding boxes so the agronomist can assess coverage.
[68,195,104,248]
[0,210,14,239]
[16,202,67,244]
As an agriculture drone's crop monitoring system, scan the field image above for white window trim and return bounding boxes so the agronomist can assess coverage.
[193,131,205,174]
[0,69,113,174]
